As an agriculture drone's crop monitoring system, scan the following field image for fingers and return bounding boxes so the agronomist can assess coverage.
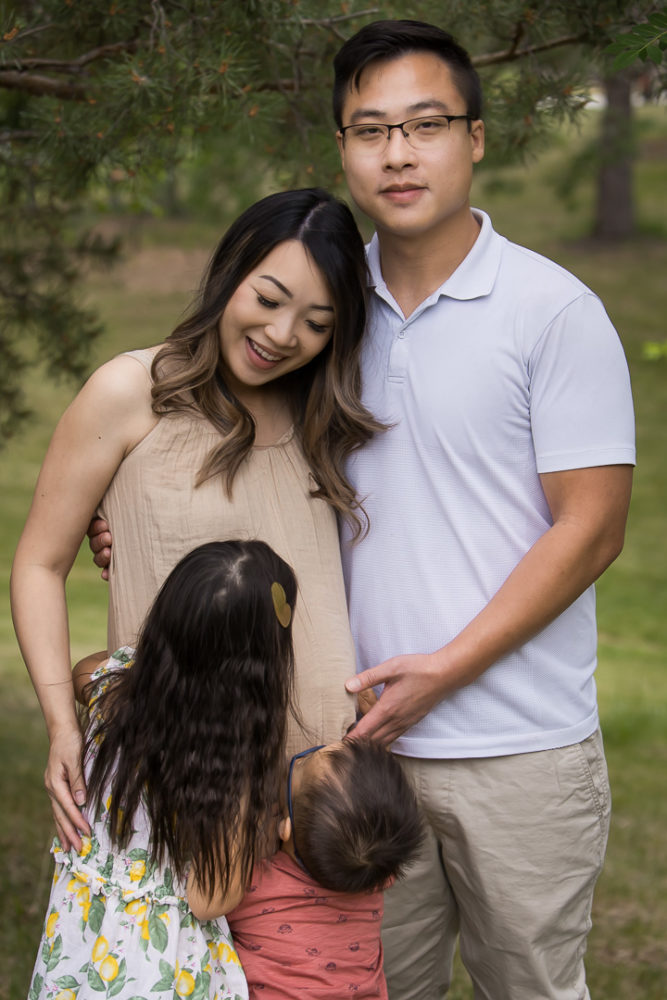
[88,518,111,577]
[50,795,84,853]
[88,517,111,559]
[45,733,91,852]
[345,663,390,695]
[92,545,111,568]
[68,760,88,814]
[87,517,109,543]
[46,768,89,853]
[347,706,396,747]
[53,816,72,853]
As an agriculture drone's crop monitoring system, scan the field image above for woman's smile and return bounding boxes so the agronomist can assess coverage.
[246,337,288,368]
[219,240,335,395]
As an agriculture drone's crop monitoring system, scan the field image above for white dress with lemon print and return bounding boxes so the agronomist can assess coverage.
[28,649,248,1000]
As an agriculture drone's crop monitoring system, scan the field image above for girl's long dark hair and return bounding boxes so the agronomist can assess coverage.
[150,188,384,538]
[85,540,297,900]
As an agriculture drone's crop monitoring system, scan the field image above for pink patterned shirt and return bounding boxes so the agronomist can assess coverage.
[227,852,387,998]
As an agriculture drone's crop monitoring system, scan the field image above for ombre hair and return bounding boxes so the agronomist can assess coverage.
[85,540,298,901]
[151,188,383,538]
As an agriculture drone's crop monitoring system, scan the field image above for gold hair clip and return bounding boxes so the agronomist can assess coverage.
[271,582,292,628]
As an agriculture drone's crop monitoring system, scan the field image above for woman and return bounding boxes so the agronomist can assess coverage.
[11,188,382,854]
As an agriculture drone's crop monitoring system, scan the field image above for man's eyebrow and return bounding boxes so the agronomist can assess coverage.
[347,99,455,123]
[258,274,333,313]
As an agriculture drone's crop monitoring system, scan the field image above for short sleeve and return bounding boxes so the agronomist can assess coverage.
[529,292,635,473]
[88,646,136,715]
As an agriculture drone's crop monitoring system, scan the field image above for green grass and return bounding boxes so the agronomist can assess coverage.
[2,108,666,998]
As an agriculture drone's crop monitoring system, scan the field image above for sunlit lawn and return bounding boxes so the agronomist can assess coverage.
[1,108,666,998]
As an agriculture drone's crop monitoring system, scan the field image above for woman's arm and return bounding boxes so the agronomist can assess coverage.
[10,354,156,849]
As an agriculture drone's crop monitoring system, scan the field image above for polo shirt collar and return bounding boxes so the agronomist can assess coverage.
[366,209,502,308]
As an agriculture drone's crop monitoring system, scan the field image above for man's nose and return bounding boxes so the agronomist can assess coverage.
[382,127,417,168]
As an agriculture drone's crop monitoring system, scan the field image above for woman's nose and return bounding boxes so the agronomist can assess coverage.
[264,317,298,347]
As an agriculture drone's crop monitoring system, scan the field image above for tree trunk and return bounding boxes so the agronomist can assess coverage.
[593,72,635,240]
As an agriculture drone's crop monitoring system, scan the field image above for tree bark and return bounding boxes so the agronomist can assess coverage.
[593,72,636,241]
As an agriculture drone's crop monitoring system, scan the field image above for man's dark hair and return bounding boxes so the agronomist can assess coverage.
[333,19,482,128]
[293,738,424,894]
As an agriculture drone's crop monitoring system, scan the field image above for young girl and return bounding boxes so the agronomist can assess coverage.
[28,539,299,1000]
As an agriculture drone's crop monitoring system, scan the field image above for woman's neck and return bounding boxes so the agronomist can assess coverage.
[241,386,293,446]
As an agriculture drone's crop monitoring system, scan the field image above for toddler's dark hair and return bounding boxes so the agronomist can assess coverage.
[293,738,424,894]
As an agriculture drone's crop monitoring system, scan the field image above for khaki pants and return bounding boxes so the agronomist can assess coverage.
[383,730,610,1000]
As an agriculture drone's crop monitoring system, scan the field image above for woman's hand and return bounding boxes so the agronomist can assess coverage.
[46,723,90,852]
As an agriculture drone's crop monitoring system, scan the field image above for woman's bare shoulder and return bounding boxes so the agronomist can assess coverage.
[60,347,165,454]
[85,347,164,402]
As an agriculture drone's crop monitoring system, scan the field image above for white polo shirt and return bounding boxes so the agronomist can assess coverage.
[341,211,635,758]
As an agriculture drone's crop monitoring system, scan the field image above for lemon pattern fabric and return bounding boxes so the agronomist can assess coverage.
[28,650,248,1000]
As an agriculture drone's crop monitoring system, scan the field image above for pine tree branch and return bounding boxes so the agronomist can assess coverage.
[0,129,40,142]
[0,70,87,99]
[7,40,139,73]
[473,32,591,67]
[295,8,380,27]
[0,40,139,99]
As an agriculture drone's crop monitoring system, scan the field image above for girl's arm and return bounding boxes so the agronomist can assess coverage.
[72,651,110,705]
[187,811,260,920]
[10,354,156,850]
[186,855,248,921]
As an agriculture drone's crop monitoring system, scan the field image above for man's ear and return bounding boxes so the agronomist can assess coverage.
[278,816,292,843]
[336,130,345,167]
[470,119,485,164]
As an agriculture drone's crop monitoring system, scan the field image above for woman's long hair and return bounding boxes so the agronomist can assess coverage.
[85,540,297,899]
[151,188,384,538]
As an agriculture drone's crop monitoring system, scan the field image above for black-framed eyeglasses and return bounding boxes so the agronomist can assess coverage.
[339,115,473,152]
[287,744,324,875]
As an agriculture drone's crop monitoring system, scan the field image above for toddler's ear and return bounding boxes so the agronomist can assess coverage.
[278,816,292,844]
[357,687,378,716]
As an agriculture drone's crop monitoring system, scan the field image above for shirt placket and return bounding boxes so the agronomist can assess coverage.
[387,314,412,383]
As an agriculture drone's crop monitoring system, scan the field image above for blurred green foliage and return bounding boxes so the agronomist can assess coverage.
[606,7,667,68]
[0,0,661,442]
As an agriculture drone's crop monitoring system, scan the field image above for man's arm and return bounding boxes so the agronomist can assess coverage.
[346,464,633,746]
[88,518,112,579]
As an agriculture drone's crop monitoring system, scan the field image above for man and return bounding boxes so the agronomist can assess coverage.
[89,19,634,998]
[334,19,635,1000]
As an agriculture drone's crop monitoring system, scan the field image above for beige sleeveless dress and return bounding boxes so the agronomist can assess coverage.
[98,349,355,752]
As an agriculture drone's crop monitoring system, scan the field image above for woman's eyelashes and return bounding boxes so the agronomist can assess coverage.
[307,319,332,335]
[257,293,279,309]
[255,292,331,336]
